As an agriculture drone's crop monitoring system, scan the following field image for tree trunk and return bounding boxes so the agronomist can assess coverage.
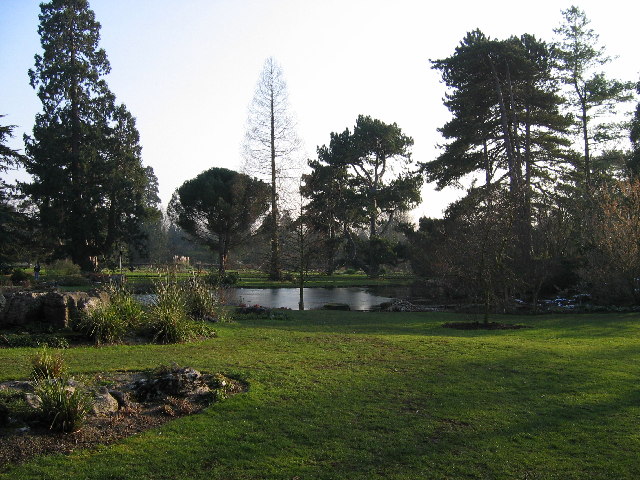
[581,102,591,191]
[269,89,280,280]
[69,34,90,271]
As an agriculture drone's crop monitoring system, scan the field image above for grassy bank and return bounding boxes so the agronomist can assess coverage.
[1,311,639,479]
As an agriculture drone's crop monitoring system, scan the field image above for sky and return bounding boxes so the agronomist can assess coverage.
[1,0,638,219]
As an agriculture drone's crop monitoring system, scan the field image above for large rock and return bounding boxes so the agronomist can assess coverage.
[91,387,119,415]
[0,290,109,328]
[132,366,211,401]
[0,292,47,326]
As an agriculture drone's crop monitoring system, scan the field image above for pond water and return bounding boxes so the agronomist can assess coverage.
[137,286,408,311]
[224,287,396,311]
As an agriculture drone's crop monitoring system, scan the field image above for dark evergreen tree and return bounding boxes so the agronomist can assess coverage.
[426,31,573,284]
[168,168,270,274]
[301,159,354,274]
[306,116,421,277]
[22,0,158,269]
[0,117,29,267]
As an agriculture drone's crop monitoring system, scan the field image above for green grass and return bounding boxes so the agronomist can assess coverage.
[1,311,639,479]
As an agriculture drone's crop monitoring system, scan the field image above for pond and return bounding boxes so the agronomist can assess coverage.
[224,287,396,311]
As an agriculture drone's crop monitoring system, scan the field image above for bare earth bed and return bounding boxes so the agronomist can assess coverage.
[0,370,246,466]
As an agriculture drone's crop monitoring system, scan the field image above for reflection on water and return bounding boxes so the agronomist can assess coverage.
[227,287,395,311]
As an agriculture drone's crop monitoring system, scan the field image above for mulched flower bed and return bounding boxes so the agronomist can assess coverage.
[0,369,246,467]
[442,321,530,330]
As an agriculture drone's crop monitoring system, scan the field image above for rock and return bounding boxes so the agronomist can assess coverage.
[0,380,35,392]
[1,290,110,328]
[108,389,128,409]
[133,366,211,401]
[24,393,42,409]
[0,292,47,326]
[91,386,119,414]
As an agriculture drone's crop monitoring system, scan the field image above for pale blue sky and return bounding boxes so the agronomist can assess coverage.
[1,0,638,218]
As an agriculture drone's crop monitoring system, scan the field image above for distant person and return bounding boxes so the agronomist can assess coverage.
[34,262,41,281]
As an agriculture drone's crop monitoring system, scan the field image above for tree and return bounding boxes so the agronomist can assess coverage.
[22,0,158,270]
[554,6,634,190]
[301,159,355,274]
[628,82,640,177]
[242,57,301,280]
[168,167,270,274]
[582,180,640,304]
[0,116,29,266]
[426,31,573,282]
[308,115,421,277]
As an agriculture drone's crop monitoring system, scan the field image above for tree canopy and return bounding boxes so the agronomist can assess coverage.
[168,167,270,273]
[21,0,159,269]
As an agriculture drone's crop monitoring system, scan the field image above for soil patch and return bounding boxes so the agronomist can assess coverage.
[0,370,246,467]
[442,321,530,330]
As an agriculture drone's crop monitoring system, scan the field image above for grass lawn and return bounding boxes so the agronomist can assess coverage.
[1,311,639,479]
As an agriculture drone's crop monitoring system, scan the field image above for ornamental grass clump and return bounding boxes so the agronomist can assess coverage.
[77,284,145,344]
[35,377,92,432]
[107,283,146,329]
[147,278,193,343]
[147,276,217,343]
[31,346,66,380]
[185,274,220,319]
[77,303,130,344]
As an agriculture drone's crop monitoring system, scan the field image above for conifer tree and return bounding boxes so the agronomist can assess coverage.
[243,57,301,280]
[23,0,158,269]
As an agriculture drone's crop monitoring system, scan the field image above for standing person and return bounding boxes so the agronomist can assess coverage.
[34,262,41,281]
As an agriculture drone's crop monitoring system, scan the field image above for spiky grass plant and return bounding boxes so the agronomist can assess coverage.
[35,377,92,432]
[147,275,217,343]
[30,346,66,380]
[77,284,145,344]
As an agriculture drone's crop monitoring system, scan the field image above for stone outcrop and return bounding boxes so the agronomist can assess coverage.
[91,387,119,415]
[0,291,109,328]
[131,366,211,401]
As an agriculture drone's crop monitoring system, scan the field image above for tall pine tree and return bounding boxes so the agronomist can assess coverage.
[426,31,572,271]
[23,0,158,269]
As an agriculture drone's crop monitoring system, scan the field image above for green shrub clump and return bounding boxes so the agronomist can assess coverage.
[10,268,31,284]
[30,347,67,380]
[206,271,239,287]
[76,284,145,344]
[185,274,221,319]
[46,258,82,276]
[35,377,92,432]
[77,304,130,344]
[147,277,216,343]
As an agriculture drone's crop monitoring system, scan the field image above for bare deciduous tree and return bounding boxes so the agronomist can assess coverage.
[242,57,301,280]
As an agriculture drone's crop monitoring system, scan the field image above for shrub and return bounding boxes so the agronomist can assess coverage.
[55,275,91,287]
[77,304,130,344]
[147,278,192,343]
[206,271,239,286]
[35,377,92,432]
[10,268,31,284]
[76,285,144,344]
[46,258,82,276]
[147,277,216,343]
[31,347,66,380]
[185,274,220,319]
[108,284,146,329]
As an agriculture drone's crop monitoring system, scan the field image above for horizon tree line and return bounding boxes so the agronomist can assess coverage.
[1,1,639,307]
